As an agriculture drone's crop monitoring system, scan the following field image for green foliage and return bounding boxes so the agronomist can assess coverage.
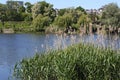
[54,9,91,30]
[88,11,99,23]
[21,13,33,21]
[76,6,86,14]
[31,1,56,31]
[18,6,25,13]
[33,15,50,31]
[14,43,120,80]
[6,9,23,21]
[0,2,32,22]
[25,2,32,13]
[58,9,67,16]
[78,14,90,27]
[0,4,7,22]
[0,21,33,32]
[1,1,120,32]
[101,3,120,27]
[31,1,54,19]
[54,13,73,28]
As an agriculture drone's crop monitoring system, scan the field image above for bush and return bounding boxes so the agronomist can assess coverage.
[0,21,33,32]
[13,43,120,80]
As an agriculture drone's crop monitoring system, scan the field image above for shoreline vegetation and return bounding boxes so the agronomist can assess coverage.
[0,21,120,35]
[0,1,119,79]
[0,1,120,34]
[13,43,120,80]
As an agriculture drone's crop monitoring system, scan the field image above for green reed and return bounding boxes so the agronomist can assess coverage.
[13,43,120,80]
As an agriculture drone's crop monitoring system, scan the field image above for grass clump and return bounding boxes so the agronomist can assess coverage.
[13,43,120,80]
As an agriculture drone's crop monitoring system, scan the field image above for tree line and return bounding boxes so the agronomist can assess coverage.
[0,1,120,33]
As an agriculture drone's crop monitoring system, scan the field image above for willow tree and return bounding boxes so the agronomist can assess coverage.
[33,14,50,31]
[78,14,91,33]
[54,13,73,28]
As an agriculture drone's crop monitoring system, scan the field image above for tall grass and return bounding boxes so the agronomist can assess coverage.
[13,43,120,80]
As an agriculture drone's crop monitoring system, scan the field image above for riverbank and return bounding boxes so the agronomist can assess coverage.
[14,43,120,80]
[0,21,77,34]
[0,21,33,33]
[0,21,120,35]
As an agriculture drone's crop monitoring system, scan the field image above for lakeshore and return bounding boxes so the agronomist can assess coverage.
[0,21,120,35]
[0,1,120,80]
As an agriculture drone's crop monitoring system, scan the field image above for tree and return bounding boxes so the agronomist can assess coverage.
[6,8,22,21]
[18,6,25,13]
[0,4,7,26]
[115,11,120,27]
[22,13,33,21]
[25,2,32,13]
[78,14,90,27]
[77,13,91,33]
[33,14,51,31]
[54,13,73,28]
[31,1,55,19]
[5,1,25,21]
[32,1,56,27]
[76,6,86,14]
[88,9,99,24]
[58,9,66,16]
[101,3,120,27]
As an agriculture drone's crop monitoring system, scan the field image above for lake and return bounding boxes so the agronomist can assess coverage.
[0,33,120,80]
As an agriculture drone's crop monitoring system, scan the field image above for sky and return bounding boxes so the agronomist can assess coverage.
[0,0,120,9]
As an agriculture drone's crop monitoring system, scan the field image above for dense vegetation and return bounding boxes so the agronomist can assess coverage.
[0,1,120,33]
[6,1,119,79]
[14,43,120,80]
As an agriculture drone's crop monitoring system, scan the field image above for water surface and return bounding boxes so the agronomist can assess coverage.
[0,33,120,80]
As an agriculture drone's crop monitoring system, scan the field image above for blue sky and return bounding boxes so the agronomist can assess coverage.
[0,0,120,9]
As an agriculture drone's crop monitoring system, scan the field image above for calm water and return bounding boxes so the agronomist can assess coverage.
[0,33,120,80]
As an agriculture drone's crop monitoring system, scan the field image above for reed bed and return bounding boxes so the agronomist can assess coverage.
[13,42,120,80]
